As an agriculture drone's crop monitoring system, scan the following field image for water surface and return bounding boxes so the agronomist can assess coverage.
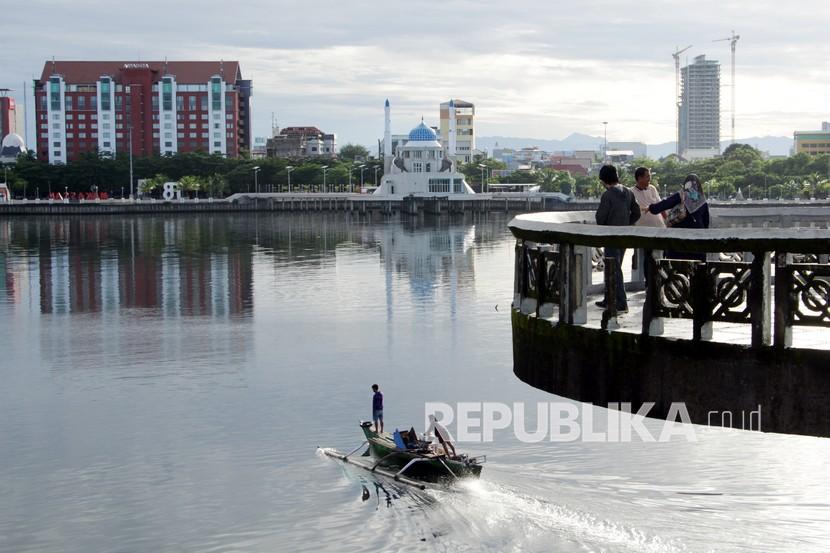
[0,213,828,552]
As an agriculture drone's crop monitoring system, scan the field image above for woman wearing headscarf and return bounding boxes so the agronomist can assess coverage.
[648,174,710,260]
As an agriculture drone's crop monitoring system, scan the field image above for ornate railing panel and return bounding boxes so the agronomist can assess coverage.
[652,260,699,320]
[785,263,830,326]
[707,261,753,324]
[510,210,830,350]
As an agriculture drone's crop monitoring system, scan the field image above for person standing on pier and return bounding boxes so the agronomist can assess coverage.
[371,384,384,433]
[595,164,640,313]
[647,174,710,261]
[629,167,665,228]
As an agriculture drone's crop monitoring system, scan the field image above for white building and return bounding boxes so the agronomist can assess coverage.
[375,100,475,197]
[439,99,475,164]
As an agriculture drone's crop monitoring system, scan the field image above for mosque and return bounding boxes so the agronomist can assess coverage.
[373,100,475,197]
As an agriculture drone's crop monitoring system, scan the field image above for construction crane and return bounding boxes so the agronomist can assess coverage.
[672,45,692,156]
[714,30,740,144]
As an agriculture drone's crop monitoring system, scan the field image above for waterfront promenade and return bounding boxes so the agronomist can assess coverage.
[1,193,827,216]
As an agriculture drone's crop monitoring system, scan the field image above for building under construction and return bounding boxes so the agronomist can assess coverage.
[679,55,720,160]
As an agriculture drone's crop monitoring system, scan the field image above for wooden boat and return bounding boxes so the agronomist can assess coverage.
[358,421,484,481]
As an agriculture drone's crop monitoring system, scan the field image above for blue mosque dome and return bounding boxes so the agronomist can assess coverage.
[408,121,437,142]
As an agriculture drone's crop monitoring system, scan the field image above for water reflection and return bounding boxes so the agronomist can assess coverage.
[1,219,253,317]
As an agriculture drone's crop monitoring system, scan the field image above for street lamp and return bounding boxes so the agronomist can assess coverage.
[286,165,294,193]
[478,163,487,193]
[252,166,261,194]
[358,164,366,189]
[374,166,380,186]
[128,124,134,200]
[321,165,328,193]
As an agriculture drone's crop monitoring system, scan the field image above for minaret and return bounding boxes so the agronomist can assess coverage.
[384,99,392,174]
[448,99,457,168]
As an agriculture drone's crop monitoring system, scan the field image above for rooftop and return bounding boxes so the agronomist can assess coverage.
[38,61,243,84]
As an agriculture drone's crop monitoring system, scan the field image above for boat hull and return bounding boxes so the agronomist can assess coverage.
[360,422,483,479]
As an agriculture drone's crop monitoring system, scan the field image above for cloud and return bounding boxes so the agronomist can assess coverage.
[2,0,828,149]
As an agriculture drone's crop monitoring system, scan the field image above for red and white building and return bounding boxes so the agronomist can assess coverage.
[34,61,252,163]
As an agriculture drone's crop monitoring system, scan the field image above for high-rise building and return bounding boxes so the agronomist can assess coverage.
[34,61,252,163]
[679,55,720,160]
[794,122,830,155]
[0,92,16,141]
[439,99,475,164]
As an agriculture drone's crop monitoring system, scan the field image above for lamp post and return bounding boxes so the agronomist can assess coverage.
[374,166,380,186]
[348,164,353,190]
[478,163,487,193]
[286,165,294,193]
[252,166,260,194]
[321,165,328,193]
[359,164,366,190]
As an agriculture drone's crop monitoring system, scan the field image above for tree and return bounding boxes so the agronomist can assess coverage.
[178,175,203,197]
[141,174,169,194]
[536,168,575,194]
[205,174,229,198]
[339,144,370,161]
[722,143,763,167]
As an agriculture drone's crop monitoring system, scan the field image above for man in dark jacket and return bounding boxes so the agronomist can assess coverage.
[595,165,640,312]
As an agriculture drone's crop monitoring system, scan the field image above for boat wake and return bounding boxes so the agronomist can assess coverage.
[318,449,688,552]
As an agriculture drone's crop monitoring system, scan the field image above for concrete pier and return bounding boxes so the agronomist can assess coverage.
[509,208,830,437]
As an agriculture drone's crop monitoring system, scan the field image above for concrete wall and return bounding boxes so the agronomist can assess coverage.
[512,309,830,437]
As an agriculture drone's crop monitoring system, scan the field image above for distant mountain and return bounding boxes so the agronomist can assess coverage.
[478,135,794,158]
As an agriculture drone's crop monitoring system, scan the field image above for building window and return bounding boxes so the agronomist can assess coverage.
[65,96,73,110]
[90,95,97,110]
[103,141,111,148]
[162,78,173,111]
[53,151,61,157]
[211,78,221,111]
[413,162,423,173]
[214,141,221,147]
[188,96,196,111]
[165,141,172,147]
[100,79,111,110]
[116,96,124,110]
[49,78,61,111]
[53,141,61,147]
[77,96,86,110]
[189,114,196,120]
[176,95,184,111]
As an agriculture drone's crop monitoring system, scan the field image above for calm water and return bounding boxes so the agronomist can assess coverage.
[0,213,828,553]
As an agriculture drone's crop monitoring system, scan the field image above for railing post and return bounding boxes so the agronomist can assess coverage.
[641,249,663,336]
[559,243,584,324]
[630,248,646,289]
[774,252,793,347]
[692,261,713,341]
[513,240,524,309]
[601,255,619,330]
[536,245,547,318]
[559,243,571,324]
[749,251,772,347]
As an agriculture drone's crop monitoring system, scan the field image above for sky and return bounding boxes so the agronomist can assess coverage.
[3,0,829,150]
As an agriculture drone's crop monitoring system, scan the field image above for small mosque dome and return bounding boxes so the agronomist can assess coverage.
[0,132,26,162]
[408,121,437,142]
[1,133,26,151]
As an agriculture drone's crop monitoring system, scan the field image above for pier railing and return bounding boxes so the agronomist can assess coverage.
[509,208,830,348]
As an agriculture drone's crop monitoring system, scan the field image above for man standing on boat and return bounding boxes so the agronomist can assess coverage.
[372,384,384,433]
